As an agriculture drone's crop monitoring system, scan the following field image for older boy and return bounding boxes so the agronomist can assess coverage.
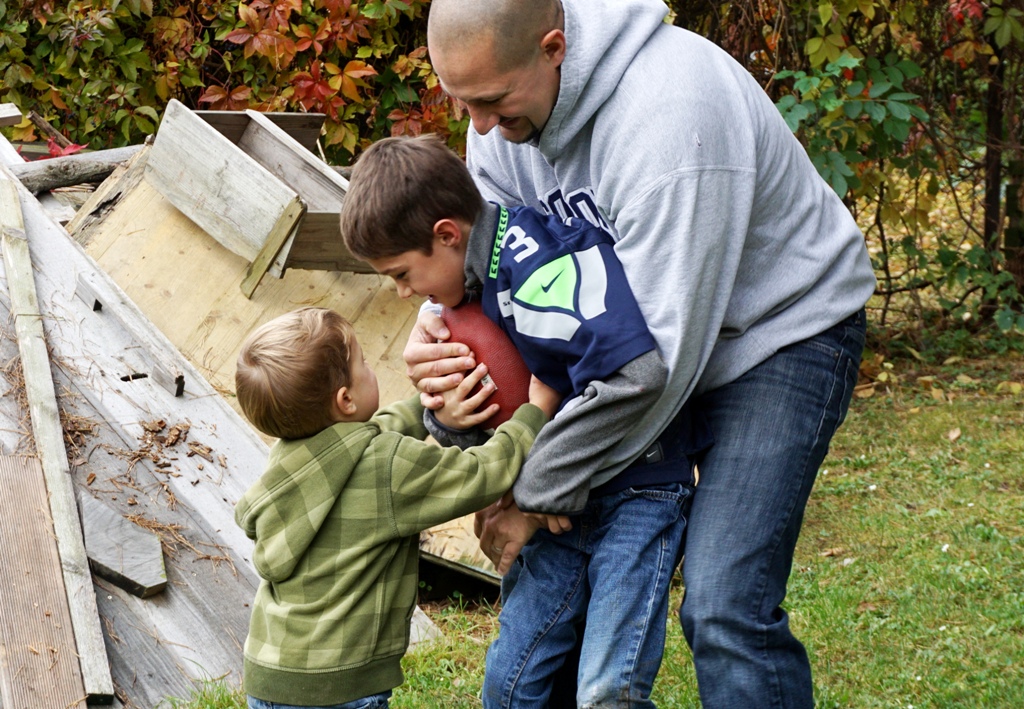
[340,135,711,708]
[233,306,558,709]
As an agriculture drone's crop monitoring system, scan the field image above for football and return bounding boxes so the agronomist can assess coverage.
[439,301,532,427]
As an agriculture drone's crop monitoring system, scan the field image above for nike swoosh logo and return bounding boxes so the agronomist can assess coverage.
[541,270,563,293]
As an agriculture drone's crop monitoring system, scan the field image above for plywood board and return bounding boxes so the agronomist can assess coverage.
[0,456,88,709]
[71,172,420,418]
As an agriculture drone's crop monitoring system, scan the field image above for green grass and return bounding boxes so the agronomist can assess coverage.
[166,356,1024,708]
[161,677,247,709]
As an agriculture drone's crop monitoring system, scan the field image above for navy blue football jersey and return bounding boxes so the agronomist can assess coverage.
[481,205,657,398]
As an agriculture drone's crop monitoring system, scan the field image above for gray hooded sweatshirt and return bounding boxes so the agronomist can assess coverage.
[465,0,877,477]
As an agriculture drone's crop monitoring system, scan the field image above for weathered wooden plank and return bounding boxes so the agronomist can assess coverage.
[66,144,151,243]
[79,492,167,598]
[275,211,377,274]
[10,145,143,194]
[0,103,20,127]
[0,172,114,702]
[0,456,88,709]
[37,192,78,224]
[238,110,346,212]
[74,270,186,397]
[236,111,376,275]
[239,208,305,298]
[145,99,305,264]
[197,110,325,154]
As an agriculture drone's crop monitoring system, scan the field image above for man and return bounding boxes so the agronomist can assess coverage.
[405,0,876,706]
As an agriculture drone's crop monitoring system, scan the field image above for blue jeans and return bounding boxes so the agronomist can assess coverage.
[247,691,391,709]
[681,309,865,708]
[483,482,693,708]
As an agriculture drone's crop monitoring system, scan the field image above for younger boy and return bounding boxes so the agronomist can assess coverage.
[233,306,559,709]
[340,135,711,707]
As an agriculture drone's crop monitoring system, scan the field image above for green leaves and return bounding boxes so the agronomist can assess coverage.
[774,51,928,198]
[983,0,1024,48]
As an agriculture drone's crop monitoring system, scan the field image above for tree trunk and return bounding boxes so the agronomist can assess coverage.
[1005,160,1024,294]
[981,47,1006,320]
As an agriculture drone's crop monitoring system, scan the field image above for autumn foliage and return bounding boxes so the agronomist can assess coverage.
[0,0,465,162]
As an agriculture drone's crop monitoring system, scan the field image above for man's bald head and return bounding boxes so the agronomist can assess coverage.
[428,0,563,72]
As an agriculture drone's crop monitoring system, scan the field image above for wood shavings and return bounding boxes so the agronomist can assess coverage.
[124,514,234,572]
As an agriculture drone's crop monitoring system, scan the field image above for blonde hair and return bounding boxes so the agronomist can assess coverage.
[235,308,356,440]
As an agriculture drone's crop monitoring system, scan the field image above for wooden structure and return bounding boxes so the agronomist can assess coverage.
[1,171,114,702]
[69,143,420,425]
[68,139,503,581]
[145,100,372,297]
[0,103,19,127]
[0,133,440,706]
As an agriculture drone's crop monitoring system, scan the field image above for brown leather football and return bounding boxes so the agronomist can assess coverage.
[440,301,532,427]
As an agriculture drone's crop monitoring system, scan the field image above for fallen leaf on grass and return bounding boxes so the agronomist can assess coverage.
[947,427,961,442]
[819,548,845,557]
[854,383,875,398]
[996,381,1023,395]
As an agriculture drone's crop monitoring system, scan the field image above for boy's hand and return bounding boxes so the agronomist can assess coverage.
[404,310,477,410]
[523,512,573,535]
[528,375,562,419]
[434,363,500,429]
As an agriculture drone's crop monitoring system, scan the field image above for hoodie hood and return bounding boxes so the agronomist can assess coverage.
[538,0,667,157]
[234,422,373,582]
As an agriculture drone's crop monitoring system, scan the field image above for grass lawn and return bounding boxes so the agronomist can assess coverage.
[168,356,1024,708]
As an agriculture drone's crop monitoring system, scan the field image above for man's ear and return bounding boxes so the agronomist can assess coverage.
[433,218,465,248]
[540,29,566,68]
[334,387,357,418]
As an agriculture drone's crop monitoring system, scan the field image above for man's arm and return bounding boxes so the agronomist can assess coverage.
[513,349,668,515]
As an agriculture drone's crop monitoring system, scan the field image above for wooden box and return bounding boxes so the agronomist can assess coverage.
[146,99,372,297]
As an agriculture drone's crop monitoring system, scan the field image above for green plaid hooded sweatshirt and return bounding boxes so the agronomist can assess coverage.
[235,396,545,705]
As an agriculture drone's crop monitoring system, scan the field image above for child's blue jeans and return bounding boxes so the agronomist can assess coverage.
[482,480,693,708]
[247,690,390,709]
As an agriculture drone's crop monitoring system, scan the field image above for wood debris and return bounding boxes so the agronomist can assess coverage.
[124,514,234,572]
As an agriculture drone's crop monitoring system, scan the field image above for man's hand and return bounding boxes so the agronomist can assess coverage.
[403,309,476,410]
[523,512,573,535]
[475,493,541,575]
[434,363,500,429]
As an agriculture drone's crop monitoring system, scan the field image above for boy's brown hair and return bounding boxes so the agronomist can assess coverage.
[235,307,356,440]
[340,134,484,260]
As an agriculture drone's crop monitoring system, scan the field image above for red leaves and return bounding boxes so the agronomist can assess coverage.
[226,2,297,67]
[288,60,375,120]
[293,18,330,55]
[198,85,253,110]
[46,139,85,158]
[948,0,984,24]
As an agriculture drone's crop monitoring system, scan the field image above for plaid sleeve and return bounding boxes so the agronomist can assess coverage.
[371,396,430,439]
[386,404,546,535]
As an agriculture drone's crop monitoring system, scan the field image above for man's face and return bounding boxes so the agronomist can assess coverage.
[432,33,564,144]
